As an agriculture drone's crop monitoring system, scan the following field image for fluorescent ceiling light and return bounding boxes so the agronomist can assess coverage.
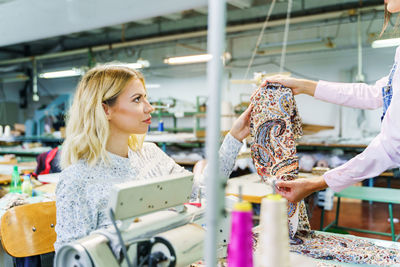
[164,53,231,65]
[111,59,150,69]
[164,54,212,65]
[371,38,400,48]
[146,84,161,89]
[39,68,84,79]
[124,63,146,69]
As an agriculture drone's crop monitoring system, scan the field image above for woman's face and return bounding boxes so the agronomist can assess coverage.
[386,0,400,13]
[106,78,154,136]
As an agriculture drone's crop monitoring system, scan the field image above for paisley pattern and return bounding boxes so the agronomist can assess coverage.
[250,81,309,238]
[253,229,400,265]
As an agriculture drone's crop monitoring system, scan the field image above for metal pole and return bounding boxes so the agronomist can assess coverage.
[205,0,226,266]
[356,10,365,82]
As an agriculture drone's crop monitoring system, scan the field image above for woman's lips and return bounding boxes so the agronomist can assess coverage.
[143,118,152,124]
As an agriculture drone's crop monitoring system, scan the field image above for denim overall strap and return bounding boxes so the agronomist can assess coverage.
[381,62,397,121]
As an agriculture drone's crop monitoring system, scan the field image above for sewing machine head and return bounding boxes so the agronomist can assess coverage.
[55,173,206,267]
[108,173,194,221]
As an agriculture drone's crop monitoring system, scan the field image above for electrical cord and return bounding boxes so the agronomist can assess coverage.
[279,0,293,73]
[138,254,149,267]
[109,208,133,267]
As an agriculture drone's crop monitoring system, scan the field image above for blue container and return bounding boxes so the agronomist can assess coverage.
[158,121,164,132]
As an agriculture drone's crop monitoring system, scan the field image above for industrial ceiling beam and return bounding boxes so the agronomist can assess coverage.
[0,4,382,67]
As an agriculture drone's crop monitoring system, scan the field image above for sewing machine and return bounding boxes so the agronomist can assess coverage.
[54,173,231,267]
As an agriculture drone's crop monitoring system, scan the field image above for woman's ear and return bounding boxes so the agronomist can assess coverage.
[102,103,112,120]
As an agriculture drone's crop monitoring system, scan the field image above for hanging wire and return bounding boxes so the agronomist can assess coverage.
[279,0,293,73]
[334,13,345,39]
[365,9,378,35]
[243,0,276,80]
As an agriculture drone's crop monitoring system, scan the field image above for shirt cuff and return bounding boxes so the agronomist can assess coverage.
[314,80,334,102]
[221,133,243,157]
[323,169,355,192]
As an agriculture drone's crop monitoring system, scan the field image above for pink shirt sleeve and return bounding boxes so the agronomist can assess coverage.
[320,79,400,192]
[314,77,387,109]
[312,47,400,191]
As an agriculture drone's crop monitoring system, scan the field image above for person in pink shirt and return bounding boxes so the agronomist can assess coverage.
[268,0,400,203]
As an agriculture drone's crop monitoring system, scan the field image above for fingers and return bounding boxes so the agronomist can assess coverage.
[263,75,285,85]
[275,180,294,189]
[242,103,253,117]
[275,187,296,203]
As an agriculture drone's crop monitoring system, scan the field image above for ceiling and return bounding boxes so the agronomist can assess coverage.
[0,0,385,77]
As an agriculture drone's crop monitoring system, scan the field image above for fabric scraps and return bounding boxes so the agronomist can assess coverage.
[253,229,400,266]
[250,81,308,237]
[291,231,400,265]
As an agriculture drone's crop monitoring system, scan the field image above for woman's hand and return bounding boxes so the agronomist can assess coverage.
[229,104,253,142]
[263,75,318,96]
[275,176,328,203]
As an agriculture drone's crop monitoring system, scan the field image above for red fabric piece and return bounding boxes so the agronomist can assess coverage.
[39,147,59,175]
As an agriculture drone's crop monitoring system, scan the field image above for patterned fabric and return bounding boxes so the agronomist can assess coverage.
[382,62,397,121]
[250,81,309,238]
[252,229,400,266]
[55,133,243,252]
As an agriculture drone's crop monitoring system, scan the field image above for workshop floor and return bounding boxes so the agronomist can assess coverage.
[309,178,400,241]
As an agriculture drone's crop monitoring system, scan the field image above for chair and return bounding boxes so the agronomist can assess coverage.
[0,201,56,259]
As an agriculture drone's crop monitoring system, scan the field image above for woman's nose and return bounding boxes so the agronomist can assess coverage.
[145,99,155,113]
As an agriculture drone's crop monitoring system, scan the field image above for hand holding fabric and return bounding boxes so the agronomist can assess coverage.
[263,75,318,96]
[275,176,328,203]
[229,104,253,141]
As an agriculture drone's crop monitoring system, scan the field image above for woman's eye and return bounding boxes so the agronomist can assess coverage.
[133,96,141,103]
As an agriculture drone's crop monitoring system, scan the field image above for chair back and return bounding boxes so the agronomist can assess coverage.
[0,201,56,257]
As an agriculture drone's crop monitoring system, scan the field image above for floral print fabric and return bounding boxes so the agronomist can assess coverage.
[252,228,400,266]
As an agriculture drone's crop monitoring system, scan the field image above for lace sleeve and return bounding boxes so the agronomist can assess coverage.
[191,133,243,200]
[54,168,98,252]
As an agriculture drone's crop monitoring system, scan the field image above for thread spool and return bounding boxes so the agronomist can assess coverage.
[227,201,253,267]
[3,125,11,138]
[258,194,290,267]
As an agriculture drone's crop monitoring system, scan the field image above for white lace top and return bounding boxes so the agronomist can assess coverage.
[54,133,243,251]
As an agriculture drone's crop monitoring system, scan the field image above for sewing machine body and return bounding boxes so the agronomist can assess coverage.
[55,173,231,267]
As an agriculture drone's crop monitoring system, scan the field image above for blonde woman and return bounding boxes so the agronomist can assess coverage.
[269,0,400,202]
[54,65,252,251]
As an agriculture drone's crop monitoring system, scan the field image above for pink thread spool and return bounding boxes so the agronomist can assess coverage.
[227,201,253,267]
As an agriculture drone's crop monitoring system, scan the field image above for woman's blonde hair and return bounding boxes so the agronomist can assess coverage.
[60,64,146,169]
[381,3,400,36]
[381,4,391,36]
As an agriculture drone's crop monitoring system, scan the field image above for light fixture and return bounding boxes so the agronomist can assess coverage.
[123,63,145,69]
[371,38,400,48]
[163,52,231,65]
[110,59,150,69]
[146,84,161,89]
[32,93,39,102]
[39,68,84,79]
